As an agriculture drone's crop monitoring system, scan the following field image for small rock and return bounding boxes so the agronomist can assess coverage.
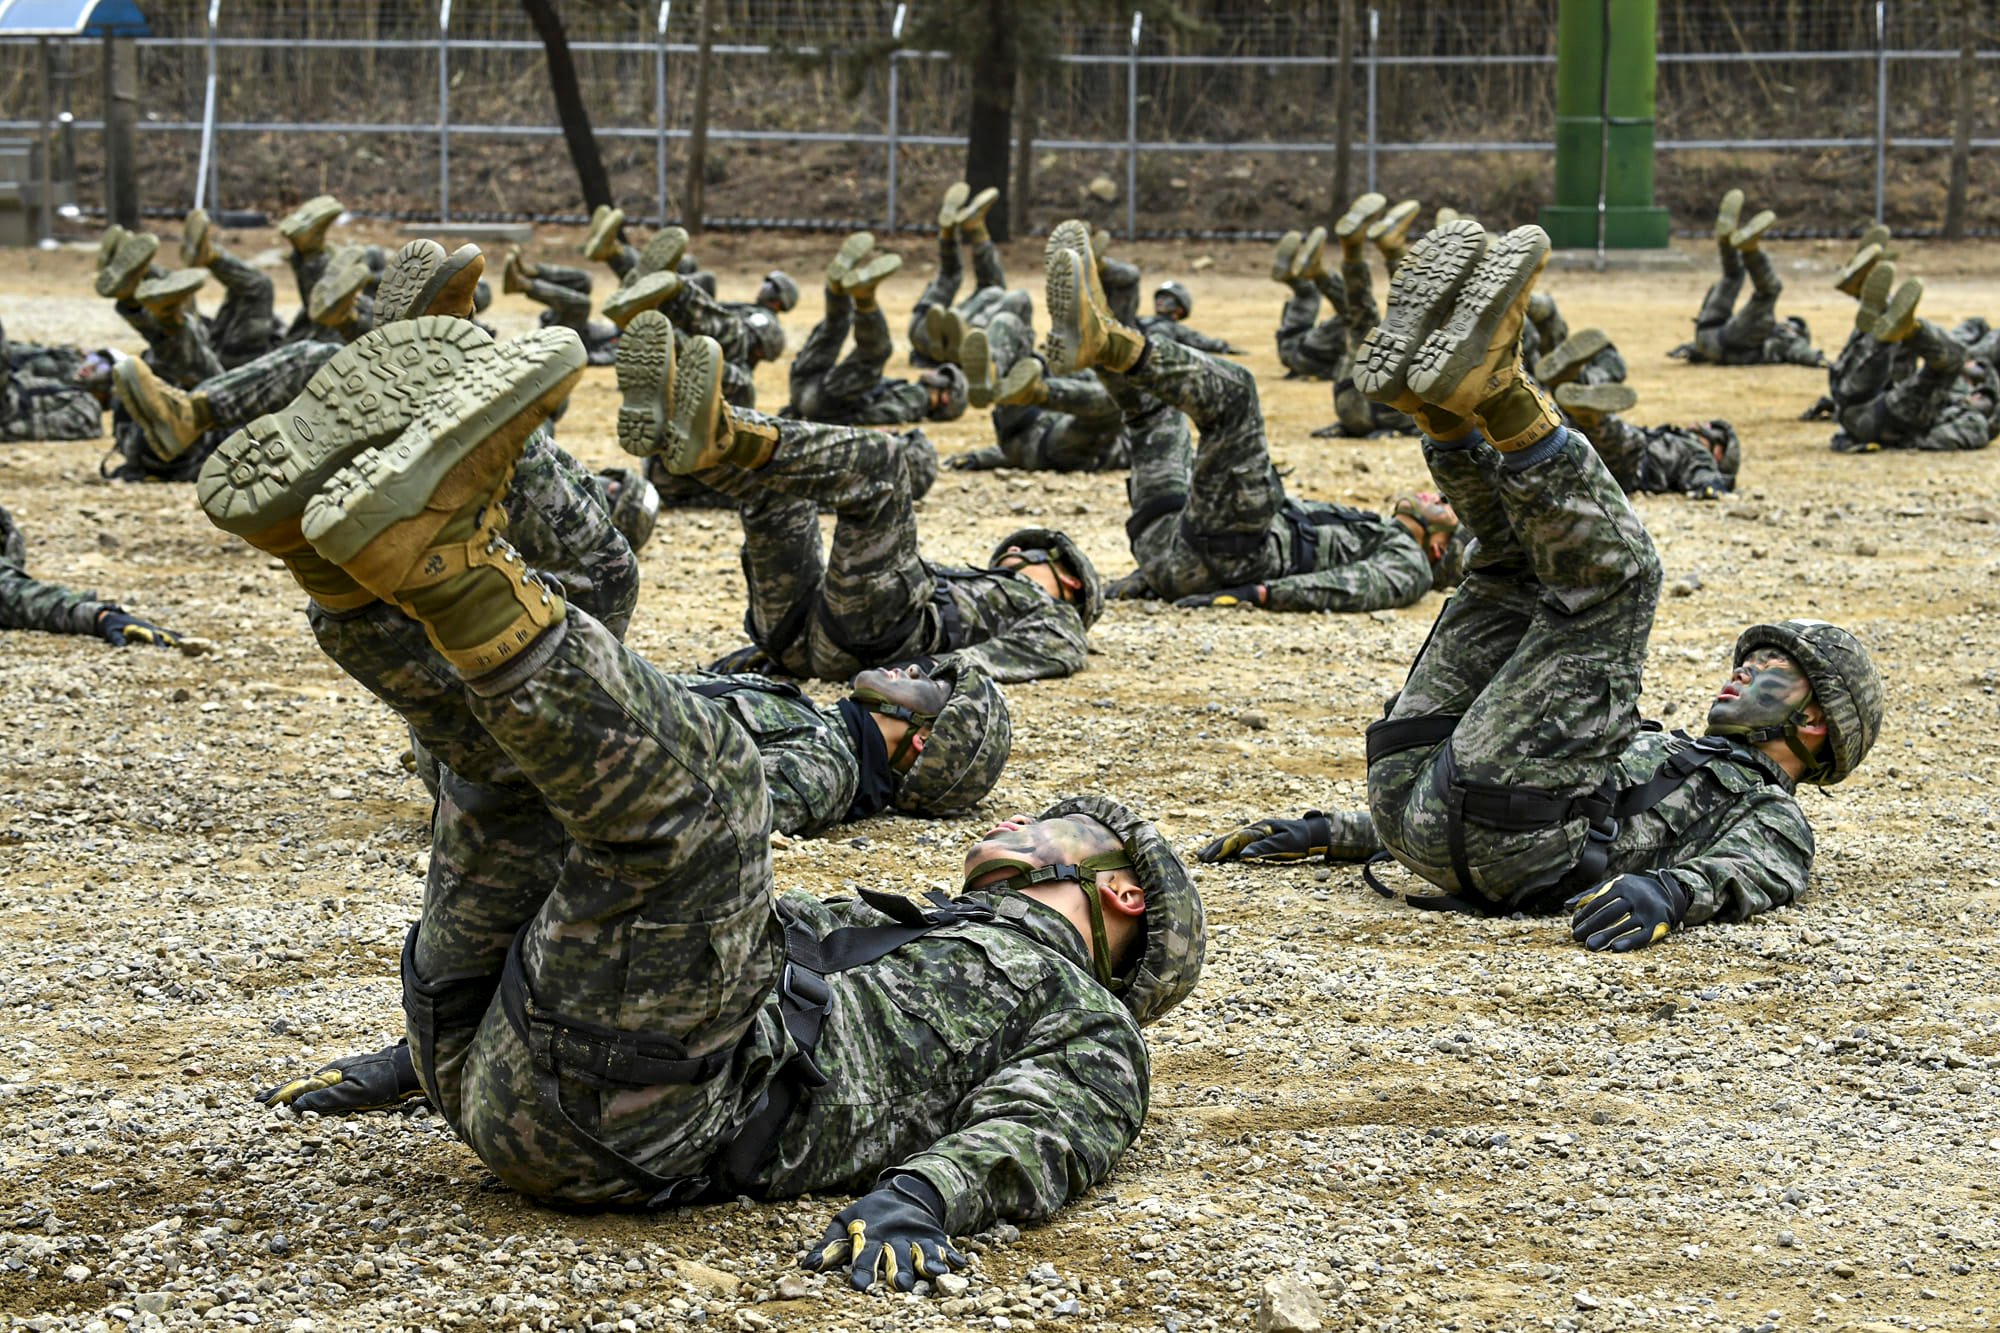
[135,1294,172,1316]
[1255,1273,1323,1332]
[170,687,192,703]
[1238,710,1269,731]
[1777,1230,1796,1248]
[1831,1261,1857,1277]
[1854,541,1878,557]
[1574,1290,1601,1311]
[1086,176,1119,203]
[268,1233,290,1255]
[1190,256,1214,271]
[63,1262,91,1282]
[773,1274,807,1300]
[1169,177,1189,190]
[97,531,119,550]
[935,1273,971,1297]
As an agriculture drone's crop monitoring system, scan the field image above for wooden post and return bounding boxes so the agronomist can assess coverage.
[1944,0,1974,241]
[1333,0,1354,209]
[1011,65,1034,239]
[104,37,140,229]
[682,0,714,234]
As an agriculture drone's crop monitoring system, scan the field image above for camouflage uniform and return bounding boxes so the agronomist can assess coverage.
[1836,322,1996,452]
[2,321,88,383]
[1367,425,1816,924]
[206,246,283,368]
[1274,276,1349,381]
[1111,337,1432,611]
[1520,313,1627,388]
[120,300,226,389]
[664,282,768,408]
[1,365,99,442]
[1585,414,1732,496]
[521,263,622,366]
[955,311,1128,474]
[0,506,118,635]
[1807,327,1913,423]
[1137,315,1233,355]
[694,411,1090,683]
[1100,256,1142,327]
[1674,249,1823,367]
[789,291,929,426]
[205,339,346,438]
[908,235,1031,366]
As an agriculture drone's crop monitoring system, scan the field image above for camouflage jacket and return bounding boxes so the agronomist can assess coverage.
[1138,316,1234,355]
[1601,731,1813,927]
[680,672,861,839]
[1592,416,1731,496]
[928,566,1091,683]
[1261,502,1435,614]
[747,887,1148,1234]
[807,373,929,428]
[0,555,110,637]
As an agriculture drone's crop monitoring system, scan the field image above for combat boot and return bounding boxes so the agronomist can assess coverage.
[1554,381,1637,430]
[1855,261,1895,332]
[624,329,776,475]
[97,224,128,275]
[1042,220,1143,375]
[1856,223,1891,256]
[1835,241,1883,297]
[279,195,343,254]
[1731,209,1775,253]
[960,327,996,408]
[602,270,681,329]
[301,358,585,676]
[923,303,964,364]
[378,240,487,323]
[501,247,536,294]
[1291,226,1329,282]
[1368,199,1421,265]
[1872,278,1923,343]
[310,258,372,329]
[1714,189,1743,242]
[135,268,209,324]
[1532,327,1611,387]
[631,226,689,281]
[957,187,1001,245]
[938,182,970,239]
[114,357,213,461]
[181,208,214,268]
[583,205,625,263]
[825,231,875,292]
[97,231,160,300]
[1353,219,1488,415]
[992,356,1049,408]
[840,251,902,310]
[1270,230,1303,284]
[1335,191,1387,256]
[1404,224,1559,450]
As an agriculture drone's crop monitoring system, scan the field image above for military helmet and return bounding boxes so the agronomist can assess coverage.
[1733,619,1883,785]
[1036,795,1205,1027]
[1697,419,1742,478]
[744,309,786,363]
[760,269,800,312]
[0,505,23,568]
[990,527,1104,628]
[920,364,969,421]
[1527,291,1556,323]
[596,466,661,553]
[892,661,1012,815]
[1154,280,1192,319]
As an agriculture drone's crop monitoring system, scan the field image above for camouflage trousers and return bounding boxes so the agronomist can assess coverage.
[1367,426,1662,903]
[2,374,100,442]
[1692,250,1780,363]
[208,250,282,368]
[982,311,1127,472]
[695,412,934,681]
[1826,328,1908,414]
[0,554,103,636]
[789,293,891,421]
[907,237,1029,364]
[1099,255,1142,326]
[120,303,225,390]
[1274,277,1349,380]
[4,338,87,382]
[204,338,341,436]
[664,284,758,406]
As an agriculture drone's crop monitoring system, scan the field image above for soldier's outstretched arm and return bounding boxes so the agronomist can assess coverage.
[1197,809,1382,864]
[942,599,1089,683]
[1257,543,1433,615]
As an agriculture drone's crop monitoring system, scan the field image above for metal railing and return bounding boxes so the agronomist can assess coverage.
[1,0,1991,238]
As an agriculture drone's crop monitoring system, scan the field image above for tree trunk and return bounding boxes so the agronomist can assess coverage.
[963,0,1017,243]
[1333,0,1354,209]
[684,0,716,234]
[1944,0,1974,240]
[1011,64,1035,238]
[521,0,613,211]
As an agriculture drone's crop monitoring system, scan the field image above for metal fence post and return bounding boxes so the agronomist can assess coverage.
[886,3,904,232]
[655,0,670,224]
[1873,0,1887,224]
[1365,7,1379,192]
[1127,11,1141,237]
[438,0,452,225]
[195,0,220,212]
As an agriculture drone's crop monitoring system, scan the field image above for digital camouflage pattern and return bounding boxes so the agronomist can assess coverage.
[1099,255,1142,327]
[677,672,861,839]
[0,506,114,635]
[1585,413,1733,496]
[956,311,1128,473]
[1111,336,1433,611]
[522,262,621,366]
[693,410,1090,683]
[907,236,1021,365]
[663,281,769,407]
[1368,426,1817,924]
[202,339,343,437]
[121,299,226,388]
[1137,315,1233,355]
[205,247,283,368]
[1274,277,1350,381]
[1836,322,1996,452]
[1,374,100,442]
[789,292,930,426]
[1677,250,1824,367]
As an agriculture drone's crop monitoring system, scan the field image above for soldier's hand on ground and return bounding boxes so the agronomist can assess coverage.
[1568,873,1690,953]
[1687,484,1724,501]
[96,609,183,648]
[1199,812,1336,864]
[804,1176,966,1293]
[1174,584,1264,610]
[256,1040,426,1114]
[1105,570,1156,601]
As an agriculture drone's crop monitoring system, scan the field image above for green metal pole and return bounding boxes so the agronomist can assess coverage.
[1540,0,1669,249]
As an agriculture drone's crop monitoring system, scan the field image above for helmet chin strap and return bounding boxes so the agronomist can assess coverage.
[1709,706,1828,781]
[850,687,940,771]
[963,853,1134,991]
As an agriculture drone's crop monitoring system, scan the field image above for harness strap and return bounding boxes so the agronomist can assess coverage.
[749,591,817,668]
[686,675,814,706]
[1366,713,1461,765]
[1126,491,1189,543]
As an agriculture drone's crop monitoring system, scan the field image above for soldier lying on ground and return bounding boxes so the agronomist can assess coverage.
[1280,195,1420,438]
[1204,219,1882,953]
[1039,221,1455,613]
[1827,277,1997,453]
[788,232,968,428]
[615,311,1100,683]
[1554,383,1740,498]
[0,320,100,442]
[952,310,1130,473]
[195,315,1202,1290]
[1138,281,1241,355]
[0,504,181,645]
[1804,249,1909,425]
[908,182,1033,368]
[1670,191,1825,368]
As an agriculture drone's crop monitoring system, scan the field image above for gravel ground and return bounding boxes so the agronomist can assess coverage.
[2,225,1998,1333]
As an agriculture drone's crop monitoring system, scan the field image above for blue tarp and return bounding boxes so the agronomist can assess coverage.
[0,0,149,37]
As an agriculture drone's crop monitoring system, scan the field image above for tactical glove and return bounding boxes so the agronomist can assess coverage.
[1197,810,1376,864]
[257,1040,427,1114]
[1569,873,1690,953]
[1175,584,1264,610]
[1687,484,1725,502]
[97,609,182,648]
[804,1175,967,1293]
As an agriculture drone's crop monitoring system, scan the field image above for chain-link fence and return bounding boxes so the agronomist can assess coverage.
[1,0,1993,238]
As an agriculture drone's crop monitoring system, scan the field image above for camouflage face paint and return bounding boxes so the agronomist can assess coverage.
[1706,649,1813,733]
[961,814,1120,889]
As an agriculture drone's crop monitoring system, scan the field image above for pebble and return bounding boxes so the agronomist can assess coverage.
[1238,710,1270,730]
[935,1273,970,1297]
[1254,1274,1323,1332]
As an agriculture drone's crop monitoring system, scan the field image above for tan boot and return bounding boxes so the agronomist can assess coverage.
[961,327,997,409]
[615,310,676,458]
[97,231,160,300]
[1335,191,1388,255]
[937,182,970,240]
[1291,226,1329,282]
[993,357,1049,408]
[839,252,903,310]
[632,226,688,280]
[583,206,625,262]
[957,187,1001,245]
[826,230,875,291]
[309,259,371,328]
[1404,224,1557,448]
[642,333,776,475]
[113,357,212,462]
[1855,261,1896,332]
[1042,220,1142,375]
[1270,230,1303,284]
[378,239,487,322]
[97,224,128,274]
[1835,242,1882,298]
[279,195,342,254]
[502,246,536,294]
[1731,209,1775,253]
[1554,381,1637,428]
[1532,327,1611,388]
[1714,189,1744,241]
[602,270,681,329]
[1353,219,1489,412]
[181,208,214,268]
[1872,278,1923,343]
[923,304,963,363]
[135,268,209,322]
[1368,199,1421,261]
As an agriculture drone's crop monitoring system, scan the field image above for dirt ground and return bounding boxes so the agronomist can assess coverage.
[2,222,1999,1333]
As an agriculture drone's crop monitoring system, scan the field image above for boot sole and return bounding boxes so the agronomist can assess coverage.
[616,310,676,458]
[1368,199,1420,248]
[635,228,688,280]
[1856,263,1897,327]
[1291,226,1328,281]
[1335,193,1387,239]
[1555,382,1636,416]
[827,231,875,289]
[1730,210,1775,250]
[1042,222,1094,375]
[96,233,159,299]
[1532,327,1611,385]
[197,316,501,538]
[1353,220,1489,403]
[1714,189,1744,240]
[279,199,340,243]
[994,359,1044,407]
[376,241,447,323]
[302,335,588,566]
[603,271,676,329]
[961,327,994,409]
[583,209,625,263]
[957,187,1000,230]
[1406,226,1551,407]
[309,261,371,323]
[658,336,728,476]
[1270,230,1302,283]
[841,252,903,301]
[938,182,970,232]
[1872,279,1923,341]
[182,211,211,269]
[1834,243,1881,296]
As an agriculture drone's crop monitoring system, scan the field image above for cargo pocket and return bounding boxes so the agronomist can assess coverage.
[616,894,779,1042]
[1526,656,1636,762]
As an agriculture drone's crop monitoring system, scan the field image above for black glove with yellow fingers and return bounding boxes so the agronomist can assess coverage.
[804,1175,967,1293]
[257,1040,427,1114]
[1174,583,1264,610]
[1198,811,1341,864]
[1569,873,1690,953]
[97,609,182,648]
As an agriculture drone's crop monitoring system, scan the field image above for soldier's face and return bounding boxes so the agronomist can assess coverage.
[1707,649,1815,732]
[1153,293,1185,320]
[962,814,1122,890]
